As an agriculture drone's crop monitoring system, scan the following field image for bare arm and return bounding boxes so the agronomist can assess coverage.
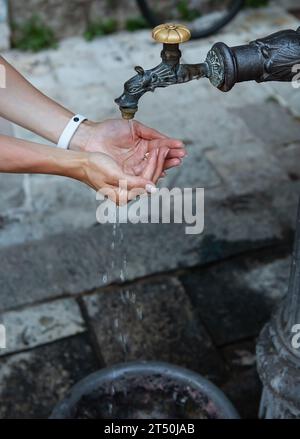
[0,56,91,149]
[0,56,185,163]
[0,135,159,203]
[0,134,84,176]
[0,56,185,203]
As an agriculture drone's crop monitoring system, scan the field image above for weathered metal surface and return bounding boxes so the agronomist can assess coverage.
[115,25,300,118]
[210,27,300,91]
[257,200,300,419]
[115,41,207,119]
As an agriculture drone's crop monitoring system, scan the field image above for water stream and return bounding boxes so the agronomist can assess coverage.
[104,218,145,390]
[102,218,145,416]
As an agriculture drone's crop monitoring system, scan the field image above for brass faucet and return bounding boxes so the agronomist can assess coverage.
[115,24,300,120]
[115,24,208,120]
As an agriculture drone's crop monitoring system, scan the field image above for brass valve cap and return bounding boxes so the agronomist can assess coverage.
[152,23,191,44]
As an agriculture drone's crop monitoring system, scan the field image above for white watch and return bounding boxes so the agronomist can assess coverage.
[57,114,87,149]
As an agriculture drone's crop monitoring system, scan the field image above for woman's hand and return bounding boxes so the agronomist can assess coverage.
[70,119,186,177]
[0,134,168,206]
[0,57,185,179]
[78,147,169,205]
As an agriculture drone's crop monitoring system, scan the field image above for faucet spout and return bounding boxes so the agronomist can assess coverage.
[115,55,208,119]
[115,25,209,119]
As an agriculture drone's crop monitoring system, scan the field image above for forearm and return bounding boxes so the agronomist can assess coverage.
[0,134,86,178]
[0,56,93,148]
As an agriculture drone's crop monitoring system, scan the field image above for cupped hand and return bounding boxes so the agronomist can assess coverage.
[78,147,169,205]
[71,119,186,178]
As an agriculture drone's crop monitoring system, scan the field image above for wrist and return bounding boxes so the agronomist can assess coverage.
[60,150,90,182]
[69,119,96,152]
[42,146,90,181]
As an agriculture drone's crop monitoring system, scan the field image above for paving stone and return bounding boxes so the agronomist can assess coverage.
[0,174,25,215]
[137,88,257,152]
[264,82,300,119]
[0,333,100,419]
[205,137,290,196]
[0,184,285,311]
[82,277,226,384]
[0,0,10,51]
[235,101,300,146]
[221,340,262,419]
[29,174,97,230]
[225,5,299,37]
[0,298,85,356]
[0,174,97,248]
[58,83,120,121]
[274,142,300,182]
[180,247,291,346]
[268,180,300,232]
[161,152,221,190]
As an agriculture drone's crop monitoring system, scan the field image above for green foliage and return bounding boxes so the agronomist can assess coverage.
[84,18,118,41]
[125,16,149,32]
[245,0,269,7]
[177,0,201,21]
[12,15,57,52]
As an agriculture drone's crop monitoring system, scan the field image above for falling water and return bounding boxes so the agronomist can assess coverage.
[105,214,144,413]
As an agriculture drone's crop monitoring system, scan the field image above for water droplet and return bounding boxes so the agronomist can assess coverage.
[120,291,127,304]
[111,384,116,396]
[136,306,143,320]
[120,269,125,282]
[178,396,188,406]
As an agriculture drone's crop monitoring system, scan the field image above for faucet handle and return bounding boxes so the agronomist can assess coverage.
[152,23,191,44]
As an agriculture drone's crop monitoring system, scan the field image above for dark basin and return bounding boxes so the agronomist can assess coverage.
[50,361,239,419]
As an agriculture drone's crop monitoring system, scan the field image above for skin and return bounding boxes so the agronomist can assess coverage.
[0,56,186,204]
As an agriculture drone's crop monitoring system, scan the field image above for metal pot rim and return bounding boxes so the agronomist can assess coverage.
[50,360,239,419]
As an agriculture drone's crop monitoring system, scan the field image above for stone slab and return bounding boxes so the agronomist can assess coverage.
[180,247,291,346]
[0,298,85,356]
[0,333,100,418]
[235,102,300,147]
[82,277,226,384]
[0,186,284,311]
[205,140,290,197]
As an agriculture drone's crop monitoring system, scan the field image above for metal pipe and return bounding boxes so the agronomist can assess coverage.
[115,25,300,119]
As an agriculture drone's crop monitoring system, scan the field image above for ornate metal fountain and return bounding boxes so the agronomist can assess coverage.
[115,23,300,120]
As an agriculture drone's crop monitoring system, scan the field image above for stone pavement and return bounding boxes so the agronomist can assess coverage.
[0,4,300,419]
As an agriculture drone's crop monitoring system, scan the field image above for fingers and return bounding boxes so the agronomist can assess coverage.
[108,149,162,205]
[134,120,167,140]
[141,149,158,181]
[96,142,182,205]
[152,147,169,183]
[148,138,185,151]
[164,158,182,170]
[166,148,186,159]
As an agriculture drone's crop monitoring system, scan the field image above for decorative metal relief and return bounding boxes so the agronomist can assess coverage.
[252,28,300,83]
[205,49,225,88]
